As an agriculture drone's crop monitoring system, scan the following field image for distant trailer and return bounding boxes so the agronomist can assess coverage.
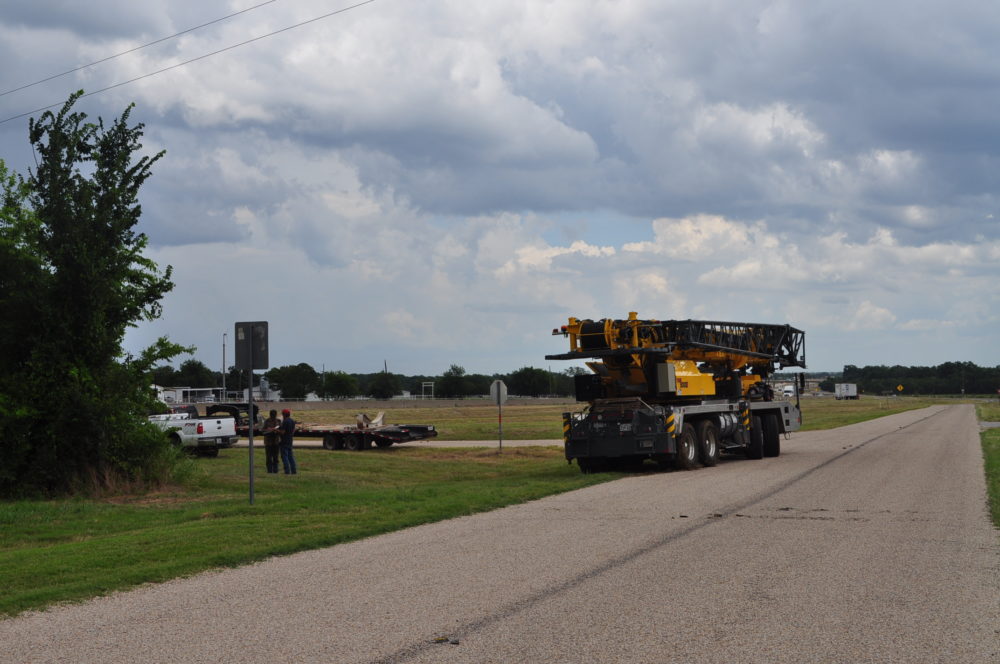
[835,383,859,400]
[298,421,438,451]
[212,404,438,451]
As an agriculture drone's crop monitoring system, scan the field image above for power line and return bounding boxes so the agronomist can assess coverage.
[0,0,280,98]
[0,0,376,126]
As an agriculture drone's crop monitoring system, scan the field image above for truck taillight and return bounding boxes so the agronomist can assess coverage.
[197,423,204,434]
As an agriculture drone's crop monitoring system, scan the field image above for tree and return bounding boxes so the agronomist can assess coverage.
[0,93,186,496]
[506,367,551,397]
[265,363,319,400]
[318,371,358,399]
[438,364,471,398]
[175,359,217,388]
[370,372,400,399]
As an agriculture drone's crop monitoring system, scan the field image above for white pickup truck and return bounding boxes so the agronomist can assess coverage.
[148,409,237,457]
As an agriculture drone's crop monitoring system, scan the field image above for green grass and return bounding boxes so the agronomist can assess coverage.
[0,446,614,617]
[797,396,959,431]
[298,404,571,440]
[976,402,1000,529]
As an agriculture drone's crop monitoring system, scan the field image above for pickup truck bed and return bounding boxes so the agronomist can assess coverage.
[148,413,237,457]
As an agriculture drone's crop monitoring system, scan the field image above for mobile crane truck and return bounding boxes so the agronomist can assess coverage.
[546,313,806,473]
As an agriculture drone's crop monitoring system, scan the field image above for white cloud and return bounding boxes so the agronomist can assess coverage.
[5,0,1000,374]
[845,300,897,331]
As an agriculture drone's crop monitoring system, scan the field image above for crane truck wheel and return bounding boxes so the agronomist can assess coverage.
[762,413,781,457]
[696,420,720,467]
[746,415,764,459]
[674,423,699,470]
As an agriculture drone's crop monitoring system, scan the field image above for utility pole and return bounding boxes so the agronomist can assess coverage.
[222,332,227,400]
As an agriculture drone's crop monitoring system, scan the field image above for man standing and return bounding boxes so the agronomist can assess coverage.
[262,409,281,474]
[279,408,297,475]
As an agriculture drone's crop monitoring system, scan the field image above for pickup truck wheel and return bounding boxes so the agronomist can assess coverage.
[674,423,698,470]
[762,413,781,457]
[746,415,764,459]
[200,448,219,458]
[696,420,720,467]
[343,434,363,451]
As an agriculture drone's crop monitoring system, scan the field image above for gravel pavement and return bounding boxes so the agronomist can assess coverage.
[2,404,997,663]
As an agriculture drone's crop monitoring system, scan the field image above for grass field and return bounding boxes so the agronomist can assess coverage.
[1,395,995,618]
[298,395,962,440]
[977,402,1000,529]
[0,446,606,617]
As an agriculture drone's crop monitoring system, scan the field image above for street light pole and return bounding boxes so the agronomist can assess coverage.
[222,333,227,400]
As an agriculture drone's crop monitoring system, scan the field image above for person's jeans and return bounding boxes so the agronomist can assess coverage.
[265,444,279,473]
[280,444,297,474]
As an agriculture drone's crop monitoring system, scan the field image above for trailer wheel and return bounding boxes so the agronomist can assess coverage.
[746,415,764,459]
[674,423,698,470]
[696,420,720,467]
[343,434,363,451]
[374,440,393,448]
[322,435,337,451]
[762,413,781,457]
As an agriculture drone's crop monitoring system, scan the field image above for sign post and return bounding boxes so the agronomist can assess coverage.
[490,380,508,454]
[235,322,269,505]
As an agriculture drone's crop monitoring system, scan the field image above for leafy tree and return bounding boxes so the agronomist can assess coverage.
[506,366,551,397]
[318,371,358,399]
[465,373,495,396]
[151,364,178,386]
[225,365,260,395]
[0,93,186,497]
[175,359,217,388]
[370,372,400,399]
[265,363,319,400]
[438,364,471,398]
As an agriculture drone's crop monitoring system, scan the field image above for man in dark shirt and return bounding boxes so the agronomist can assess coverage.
[262,409,281,474]
[279,408,297,475]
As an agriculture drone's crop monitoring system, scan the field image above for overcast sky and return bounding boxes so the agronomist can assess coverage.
[2,0,998,377]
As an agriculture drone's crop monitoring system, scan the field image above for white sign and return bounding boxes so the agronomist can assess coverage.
[490,380,508,406]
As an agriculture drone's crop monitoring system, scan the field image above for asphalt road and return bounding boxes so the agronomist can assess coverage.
[3,405,997,663]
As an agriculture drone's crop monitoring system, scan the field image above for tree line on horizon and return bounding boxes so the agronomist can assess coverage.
[827,362,1000,396]
[156,359,1000,401]
[152,360,590,400]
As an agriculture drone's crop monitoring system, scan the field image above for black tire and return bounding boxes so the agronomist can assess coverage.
[762,413,781,457]
[674,423,698,470]
[343,434,363,451]
[168,433,182,448]
[200,447,219,458]
[577,458,594,474]
[696,420,720,467]
[322,435,336,450]
[746,415,764,459]
[374,439,393,448]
